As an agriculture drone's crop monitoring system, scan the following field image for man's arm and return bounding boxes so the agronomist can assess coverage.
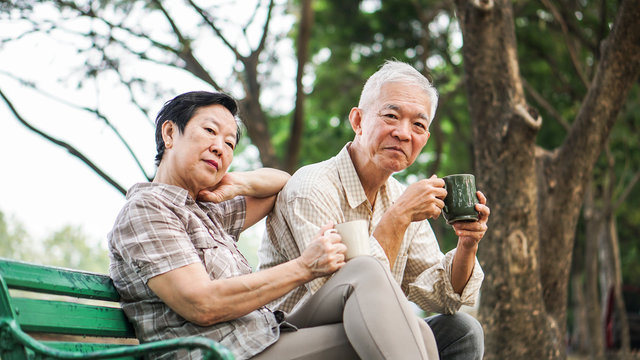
[449,191,490,293]
[373,175,446,267]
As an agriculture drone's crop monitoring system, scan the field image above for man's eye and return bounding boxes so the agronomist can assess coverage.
[205,128,215,134]
[414,122,426,129]
[383,113,398,119]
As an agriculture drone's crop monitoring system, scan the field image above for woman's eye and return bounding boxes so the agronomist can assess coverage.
[226,142,235,149]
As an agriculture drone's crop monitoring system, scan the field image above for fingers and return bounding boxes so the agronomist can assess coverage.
[475,203,490,222]
[317,223,335,236]
[476,191,487,205]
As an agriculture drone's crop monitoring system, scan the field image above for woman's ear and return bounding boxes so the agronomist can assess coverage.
[348,107,364,136]
[162,121,175,149]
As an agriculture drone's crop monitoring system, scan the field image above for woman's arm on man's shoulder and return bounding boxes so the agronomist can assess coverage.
[198,168,291,230]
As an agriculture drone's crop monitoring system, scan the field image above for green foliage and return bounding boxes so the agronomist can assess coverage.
[43,225,109,274]
[0,209,108,273]
[0,211,35,262]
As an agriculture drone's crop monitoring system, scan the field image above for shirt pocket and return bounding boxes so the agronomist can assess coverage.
[188,228,230,279]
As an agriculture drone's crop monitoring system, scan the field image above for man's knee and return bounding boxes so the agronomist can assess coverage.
[425,312,484,359]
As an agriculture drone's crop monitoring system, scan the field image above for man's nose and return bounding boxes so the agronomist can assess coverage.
[392,120,411,141]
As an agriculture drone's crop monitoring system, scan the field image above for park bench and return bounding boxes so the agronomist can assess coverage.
[0,258,234,360]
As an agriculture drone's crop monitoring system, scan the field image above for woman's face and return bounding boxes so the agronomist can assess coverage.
[162,104,237,197]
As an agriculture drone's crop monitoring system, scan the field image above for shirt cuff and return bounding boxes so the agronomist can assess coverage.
[443,248,484,306]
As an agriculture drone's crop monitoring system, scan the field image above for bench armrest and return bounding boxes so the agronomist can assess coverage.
[1,319,234,360]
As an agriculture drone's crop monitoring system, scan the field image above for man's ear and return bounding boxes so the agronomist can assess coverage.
[161,121,176,149]
[348,107,364,136]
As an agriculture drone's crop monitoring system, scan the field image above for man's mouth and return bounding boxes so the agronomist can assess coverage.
[204,160,219,170]
[384,146,405,155]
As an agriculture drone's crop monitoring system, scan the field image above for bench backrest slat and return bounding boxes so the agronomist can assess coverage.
[0,259,119,301]
[13,298,135,337]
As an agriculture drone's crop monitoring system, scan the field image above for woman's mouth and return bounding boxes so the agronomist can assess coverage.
[204,160,219,170]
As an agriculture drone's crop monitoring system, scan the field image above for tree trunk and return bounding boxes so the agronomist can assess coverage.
[453,0,640,358]
[285,0,314,173]
[571,273,590,355]
[583,185,606,359]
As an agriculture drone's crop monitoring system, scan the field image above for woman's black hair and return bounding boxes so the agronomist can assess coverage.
[154,91,241,166]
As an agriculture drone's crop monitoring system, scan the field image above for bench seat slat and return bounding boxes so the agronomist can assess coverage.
[41,342,137,360]
[0,259,118,301]
[14,298,135,337]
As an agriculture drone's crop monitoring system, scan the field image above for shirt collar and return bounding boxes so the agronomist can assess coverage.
[336,143,379,209]
[127,182,193,206]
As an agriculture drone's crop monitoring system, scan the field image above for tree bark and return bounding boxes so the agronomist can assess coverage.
[583,184,606,359]
[537,0,640,355]
[285,0,314,173]
[453,0,640,357]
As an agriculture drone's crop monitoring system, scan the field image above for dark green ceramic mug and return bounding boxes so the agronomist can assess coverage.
[443,174,479,224]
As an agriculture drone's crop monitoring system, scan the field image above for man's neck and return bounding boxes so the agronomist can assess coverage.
[347,143,391,206]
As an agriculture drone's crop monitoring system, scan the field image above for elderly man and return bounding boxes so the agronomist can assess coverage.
[258,60,490,360]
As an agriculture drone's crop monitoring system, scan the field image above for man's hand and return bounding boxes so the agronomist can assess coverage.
[297,223,347,279]
[451,191,490,249]
[393,174,447,223]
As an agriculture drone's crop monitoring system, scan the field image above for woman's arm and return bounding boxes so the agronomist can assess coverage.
[198,168,290,230]
[147,224,346,326]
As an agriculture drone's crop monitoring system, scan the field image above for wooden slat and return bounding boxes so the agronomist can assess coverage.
[0,258,119,301]
[41,342,138,360]
[14,298,135,338]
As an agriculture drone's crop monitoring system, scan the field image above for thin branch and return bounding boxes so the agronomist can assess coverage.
[0,88,126,196]
[187,0,245,60]
[540,0,590,88]
[522,77,570,131]
[255,0,275,54]
[612,170,640,212]
[0,70,152,181]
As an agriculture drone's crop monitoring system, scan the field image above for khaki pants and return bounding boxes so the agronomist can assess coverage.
[253,256,438,359]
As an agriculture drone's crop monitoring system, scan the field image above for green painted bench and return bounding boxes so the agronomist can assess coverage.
[0,258,234,360]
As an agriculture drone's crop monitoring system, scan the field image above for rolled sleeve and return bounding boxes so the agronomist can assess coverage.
[402,221,484,314]
[113,197,201,283]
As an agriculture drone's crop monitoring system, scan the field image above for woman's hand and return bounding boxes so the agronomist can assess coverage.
[297,223,347,279]
[198,168,290,203]
[198,173,244,203]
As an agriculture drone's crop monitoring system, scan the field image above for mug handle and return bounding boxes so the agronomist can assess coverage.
[443,182,449,214]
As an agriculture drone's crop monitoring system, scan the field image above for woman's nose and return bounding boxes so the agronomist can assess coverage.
[209,138,223,154]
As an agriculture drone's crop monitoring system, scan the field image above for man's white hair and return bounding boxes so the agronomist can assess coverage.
[358,60,439,124]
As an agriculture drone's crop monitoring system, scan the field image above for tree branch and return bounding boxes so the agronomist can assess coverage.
[555,0,640,204]
[612,169,640,212]
[0,88,127,196]
[540,0,590,88]
[522,77,570,131]
[187,0,246,61]
[0,70,153,181]
[285,0,313,172]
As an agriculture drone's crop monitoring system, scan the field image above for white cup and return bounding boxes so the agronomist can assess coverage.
[334,220,370,260]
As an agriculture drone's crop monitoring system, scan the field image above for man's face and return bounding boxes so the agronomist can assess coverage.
[353,82,432,173]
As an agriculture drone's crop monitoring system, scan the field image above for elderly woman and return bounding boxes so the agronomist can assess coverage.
[108,91,438,359]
